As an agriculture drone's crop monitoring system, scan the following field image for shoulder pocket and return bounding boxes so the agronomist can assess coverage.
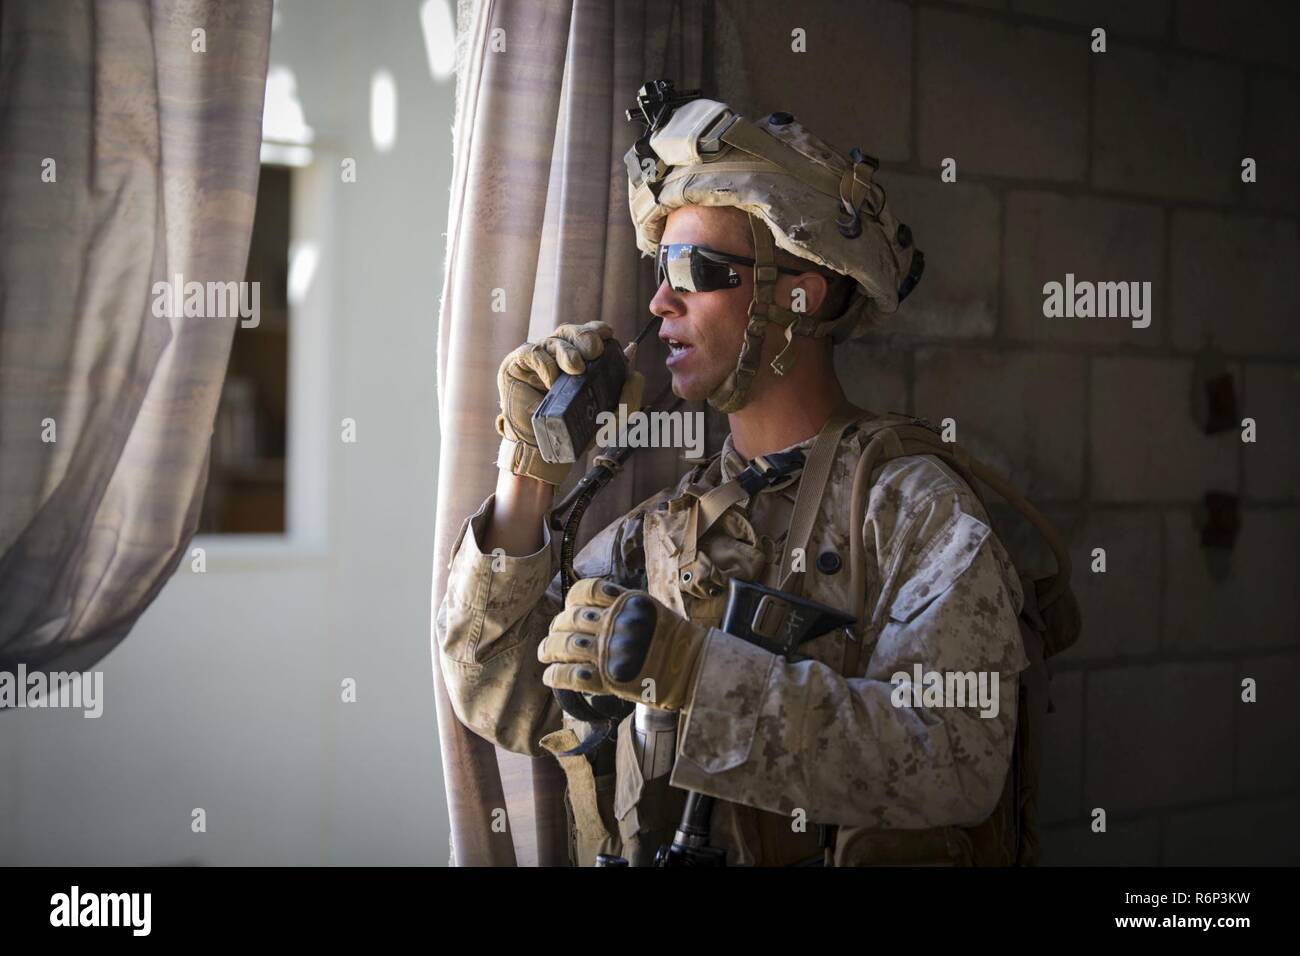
[887,510,991,624]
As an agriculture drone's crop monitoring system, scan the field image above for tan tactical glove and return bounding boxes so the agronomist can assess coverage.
[539,578,708,712]
[496,321,645,485]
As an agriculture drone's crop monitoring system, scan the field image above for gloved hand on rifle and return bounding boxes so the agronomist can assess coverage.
[539,578,708,711]
[496,321,645,486]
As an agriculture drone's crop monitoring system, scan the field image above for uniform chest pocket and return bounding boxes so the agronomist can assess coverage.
[885,510,991,624]
[643,500,773,624]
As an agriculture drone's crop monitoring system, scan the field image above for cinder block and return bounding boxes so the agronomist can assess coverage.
[1090,356,1239,502]
[1243,364,1300,501]
[1005,191,1164,346]
[1163,796,1300,865]
[713,0,912,162]
[1012,0,1170,37]
[1093,47,1244,203]
[1236,652,1300,796]
[881,174,1001,339]
[1246,72,1300,214]
[1170,210,1300,356]
[1038,669,1084,824]
[1176,0,1300,69]
[1085,661,1235,813]
[1037,816,1161,865]
[918,8,1088,180]
[915,348,1087,499]
[1065,510,1162,661]
[834,339,908,414]
[1163,509,1300,653]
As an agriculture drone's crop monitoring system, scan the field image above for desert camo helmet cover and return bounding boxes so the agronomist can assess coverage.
[625,82,924,413]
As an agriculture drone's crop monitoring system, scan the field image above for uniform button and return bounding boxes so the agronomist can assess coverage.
[817,550,842,574]
[768,111,794,126]
[897,223,913,248]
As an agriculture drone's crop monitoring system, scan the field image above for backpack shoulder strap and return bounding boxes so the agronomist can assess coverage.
[842,417,1076,674]
[776,401,870,593]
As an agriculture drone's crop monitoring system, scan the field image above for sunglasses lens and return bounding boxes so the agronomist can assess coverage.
[657,244,740,293]
[692,254,739,292]
[664,244,697,293]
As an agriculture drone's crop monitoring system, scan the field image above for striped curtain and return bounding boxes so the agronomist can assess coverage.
[432,0,711,865]
[0,0,273,671]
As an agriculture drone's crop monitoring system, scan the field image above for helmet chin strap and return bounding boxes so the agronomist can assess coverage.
[706,212,838,414]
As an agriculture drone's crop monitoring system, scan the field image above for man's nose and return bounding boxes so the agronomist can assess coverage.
[649,279,685,319]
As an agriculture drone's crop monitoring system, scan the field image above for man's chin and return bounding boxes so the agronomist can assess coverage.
[668,372,717,403]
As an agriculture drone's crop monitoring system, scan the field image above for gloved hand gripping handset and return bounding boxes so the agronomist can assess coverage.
[532,323,657,465]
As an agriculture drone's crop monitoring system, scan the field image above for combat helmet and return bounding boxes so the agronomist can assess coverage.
[624,80,925,413]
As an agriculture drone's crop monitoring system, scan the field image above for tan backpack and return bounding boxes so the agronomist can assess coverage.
[778,407,1082,865]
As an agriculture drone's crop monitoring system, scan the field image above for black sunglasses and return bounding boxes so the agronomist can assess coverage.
[655,242,805,293]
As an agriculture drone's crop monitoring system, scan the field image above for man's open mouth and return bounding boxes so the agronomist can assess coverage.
[659,331,694,367]
[663,337,694,367]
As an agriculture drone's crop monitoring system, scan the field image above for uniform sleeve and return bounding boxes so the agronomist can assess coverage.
[435,490,659,757]
[435,494,565,757]
[669,472,1030,829]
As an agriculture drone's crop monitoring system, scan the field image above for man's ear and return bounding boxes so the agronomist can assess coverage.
[788,272,829,318]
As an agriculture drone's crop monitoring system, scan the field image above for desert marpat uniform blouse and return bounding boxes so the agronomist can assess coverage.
[436,413,1030,866]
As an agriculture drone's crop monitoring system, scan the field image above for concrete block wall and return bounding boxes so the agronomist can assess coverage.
[713,0,1300,864]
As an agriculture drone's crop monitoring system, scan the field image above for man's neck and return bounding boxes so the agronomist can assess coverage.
[727,372,847,461]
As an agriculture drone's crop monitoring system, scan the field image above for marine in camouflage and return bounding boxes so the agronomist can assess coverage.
[435,408,1029,866]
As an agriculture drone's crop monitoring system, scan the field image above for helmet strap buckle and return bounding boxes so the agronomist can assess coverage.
[770,323,797,377]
